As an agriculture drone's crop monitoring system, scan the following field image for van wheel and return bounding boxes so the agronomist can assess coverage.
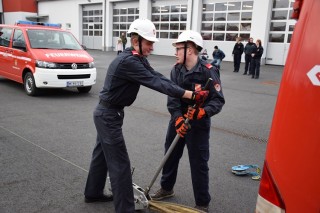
[24,72,38,96]
[77,86,92,93]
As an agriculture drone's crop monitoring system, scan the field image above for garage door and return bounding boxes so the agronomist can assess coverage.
[112,1,139,51]
[82,3,103,50]
[266,0,296,65]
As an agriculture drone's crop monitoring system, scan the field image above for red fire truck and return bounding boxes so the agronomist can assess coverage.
[255,0,320,212]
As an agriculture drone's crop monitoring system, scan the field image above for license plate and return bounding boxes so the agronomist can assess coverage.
[66,81,83,87]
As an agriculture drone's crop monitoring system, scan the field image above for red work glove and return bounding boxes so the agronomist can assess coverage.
[185,107,206,120]
[175,116,191,138]
[192,90,209,107]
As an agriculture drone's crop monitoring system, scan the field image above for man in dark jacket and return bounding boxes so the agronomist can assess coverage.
[84,19,208,213]
[232,37,244,72]
[120,32,127,50]
[151,30,225,213]
[243,37,256,75]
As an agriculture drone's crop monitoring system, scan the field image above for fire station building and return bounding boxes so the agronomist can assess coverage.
[0,0,296,66]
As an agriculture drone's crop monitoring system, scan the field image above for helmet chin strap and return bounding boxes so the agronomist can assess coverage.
[138,36,143,56]
[183,42,187,65]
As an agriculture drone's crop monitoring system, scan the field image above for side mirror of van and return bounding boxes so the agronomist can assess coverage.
[13,40,27,52]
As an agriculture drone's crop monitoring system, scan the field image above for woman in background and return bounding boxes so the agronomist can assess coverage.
[116,38,123,55]
[250,39,264,79]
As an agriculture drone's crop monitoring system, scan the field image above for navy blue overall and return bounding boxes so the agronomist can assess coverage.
[84,47,185,213]
[244,42,256,74]
[250,45,264,78]
[160,59,225,207]
[232,42,244,72]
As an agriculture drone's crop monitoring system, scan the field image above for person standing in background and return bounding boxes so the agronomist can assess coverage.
[232,37,244,72]
[116,38,123,55]
[120,32,127,50]
[250,39,264,79]
[243,37,256,75]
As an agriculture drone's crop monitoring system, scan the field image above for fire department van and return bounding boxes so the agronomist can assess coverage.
[255,0,320,212]
[0,21,96,96]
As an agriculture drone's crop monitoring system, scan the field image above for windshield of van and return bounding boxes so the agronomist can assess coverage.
[27,29,83,50]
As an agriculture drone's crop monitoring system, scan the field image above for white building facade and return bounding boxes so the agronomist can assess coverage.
[36,0,295,66]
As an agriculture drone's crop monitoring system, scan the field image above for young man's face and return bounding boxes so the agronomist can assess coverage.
[140,39,154,56]
[132,37,154,56]
[174,43,189,64]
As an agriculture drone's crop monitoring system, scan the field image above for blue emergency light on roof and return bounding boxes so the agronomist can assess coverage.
[15,20,62,28]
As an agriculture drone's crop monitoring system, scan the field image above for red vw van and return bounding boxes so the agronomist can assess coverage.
[0,21,96,96]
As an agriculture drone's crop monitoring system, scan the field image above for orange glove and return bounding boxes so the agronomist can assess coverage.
[185,107,206,120]
[192,90,209,107]
[175,116,190,138]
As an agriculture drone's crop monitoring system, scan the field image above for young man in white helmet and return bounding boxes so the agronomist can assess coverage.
[84,19,209,213]
[151,30,225,212]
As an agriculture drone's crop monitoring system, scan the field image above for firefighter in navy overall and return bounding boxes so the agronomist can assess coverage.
[84,19,209,213]
[151,30,225,213]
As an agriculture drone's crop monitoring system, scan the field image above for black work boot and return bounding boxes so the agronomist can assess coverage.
[194,205,209,212]
[150,188,174,200]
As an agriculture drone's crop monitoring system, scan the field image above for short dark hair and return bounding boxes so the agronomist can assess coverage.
[214,46,218,49]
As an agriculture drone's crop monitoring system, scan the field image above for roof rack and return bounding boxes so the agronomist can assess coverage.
[15,20,62,28]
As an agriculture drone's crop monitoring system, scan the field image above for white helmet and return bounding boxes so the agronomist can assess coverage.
[172,30,203,51]
[127,19,159,42]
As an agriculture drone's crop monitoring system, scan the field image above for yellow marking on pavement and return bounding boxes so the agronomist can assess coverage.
[261,81,280,86]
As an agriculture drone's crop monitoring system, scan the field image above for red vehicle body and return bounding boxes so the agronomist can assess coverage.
[255,0,320,212]
[0,21,96,96]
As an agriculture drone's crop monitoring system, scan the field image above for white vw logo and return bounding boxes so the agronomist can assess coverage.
[71,63,77,70]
